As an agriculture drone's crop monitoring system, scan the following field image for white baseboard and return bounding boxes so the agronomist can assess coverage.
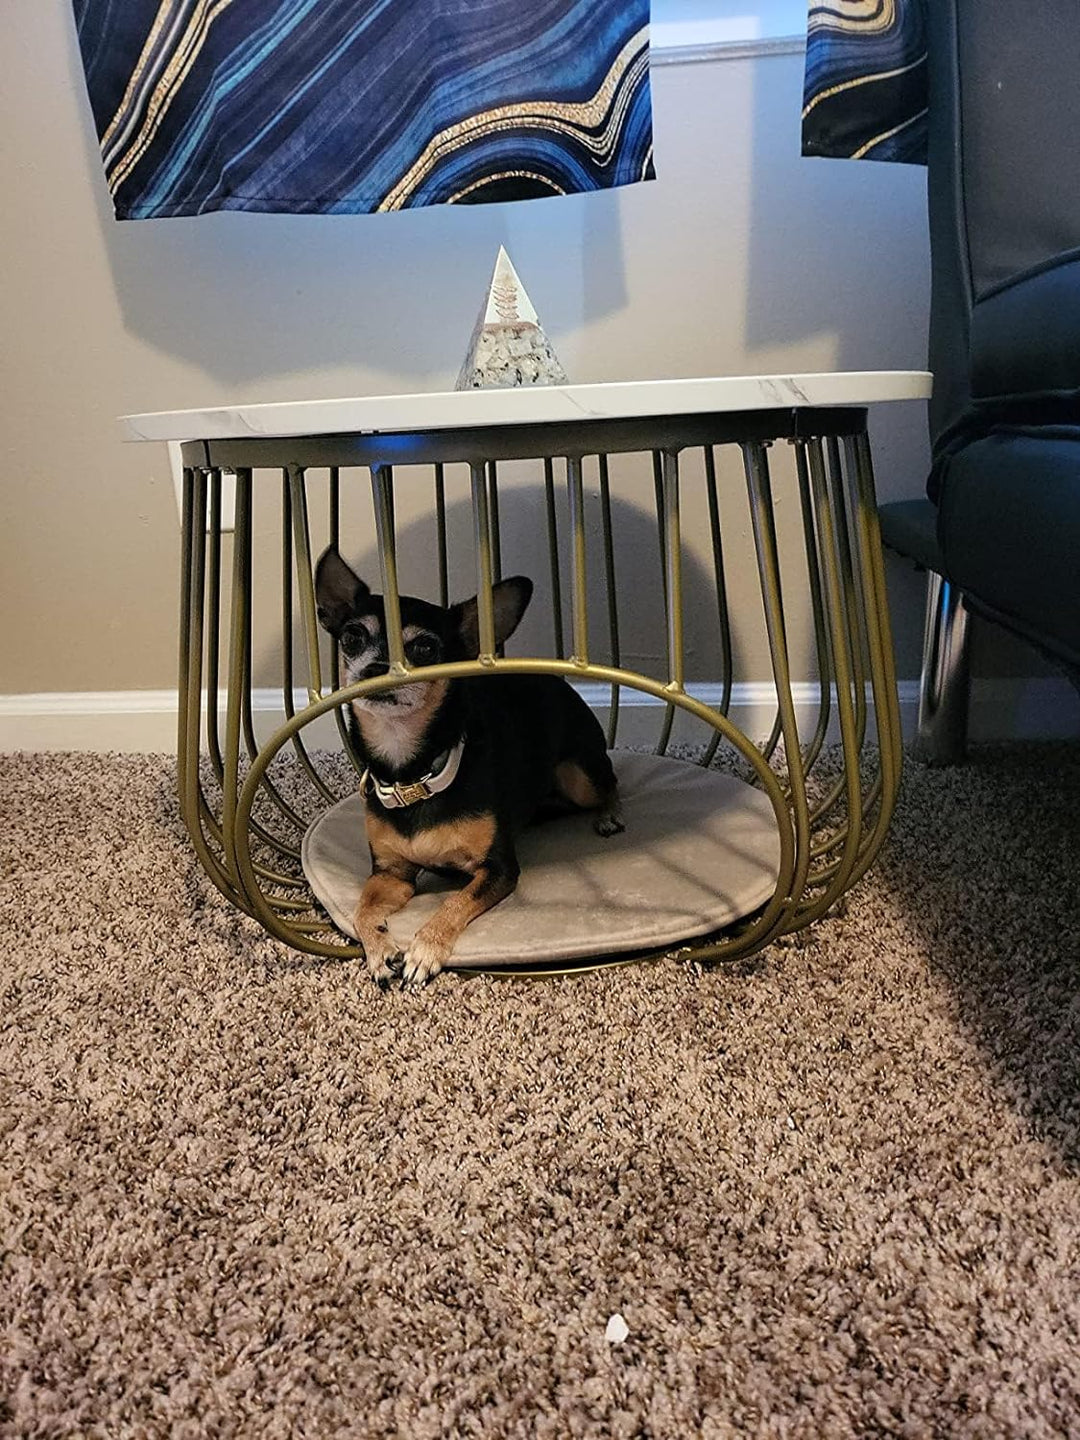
[0,678,1074,755]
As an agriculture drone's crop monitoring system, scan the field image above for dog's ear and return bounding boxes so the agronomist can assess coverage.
[314,547,370,637]
[452,576,533,656]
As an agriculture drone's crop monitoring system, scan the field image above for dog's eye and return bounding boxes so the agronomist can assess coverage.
[406,635,439,667]
[340,622,370,654]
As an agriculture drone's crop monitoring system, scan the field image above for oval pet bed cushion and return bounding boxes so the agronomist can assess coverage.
[301,753,781,969]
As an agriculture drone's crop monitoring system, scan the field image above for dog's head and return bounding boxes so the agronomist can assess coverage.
[314,547,532,717]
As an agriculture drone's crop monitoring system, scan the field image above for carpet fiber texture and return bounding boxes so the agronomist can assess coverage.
[2,745,1080,1437]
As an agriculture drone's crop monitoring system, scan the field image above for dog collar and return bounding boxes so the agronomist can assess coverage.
[361,738,466,809]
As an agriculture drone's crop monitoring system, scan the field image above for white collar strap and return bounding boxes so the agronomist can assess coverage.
[361,738,466,809]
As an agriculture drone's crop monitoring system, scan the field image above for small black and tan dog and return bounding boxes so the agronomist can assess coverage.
[315,547,623,987]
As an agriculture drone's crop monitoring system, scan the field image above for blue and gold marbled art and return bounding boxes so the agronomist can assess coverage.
[72,0,654,219]
[802,0,927,164]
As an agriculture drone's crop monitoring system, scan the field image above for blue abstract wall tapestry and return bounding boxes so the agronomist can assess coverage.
[71,0,655,220]
[802,0,928,165]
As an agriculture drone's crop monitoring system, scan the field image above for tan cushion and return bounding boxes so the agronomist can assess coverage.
[301,753,781,968]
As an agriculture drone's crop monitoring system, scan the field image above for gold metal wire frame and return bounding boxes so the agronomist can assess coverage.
[176,405,902,976]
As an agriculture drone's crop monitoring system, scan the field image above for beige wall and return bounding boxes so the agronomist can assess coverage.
[1,3,942,699]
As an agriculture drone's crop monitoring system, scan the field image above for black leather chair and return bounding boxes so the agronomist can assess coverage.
[880,0,1080,761]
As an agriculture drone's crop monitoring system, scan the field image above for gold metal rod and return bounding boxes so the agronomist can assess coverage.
[652,451,669,608]
[280,917,339,935]
[850,432,903,775]
[650,455,676,760]
[201,470,226,786]
[743,439,811,916]
[284,719,340,807]
[790,445,873,852]
[176,465,196,823]
[258,899,324,918]
[200,468,307,859]
[194,778,307,888]
[222,468,252,895]
[245,658,783,792]
[235,483,307,842]
[323,473,364,776]
[747,444,789,767]
[793,441,833,775]
[487,460,506,656]
[597,454,621,747]
[755,708,781,766]
[372,465,407,672]
[543,457,565,658]
[282,681,340,808]
[661,449,685,693]
[846,432,904,862]
[825,435,869,751]
[203,469,303,865]
[231,796,362,957]
[288,465,324,700]
[278,472,340,808]
[434,463,449,608]
[281,470,296,715]
[653,449,683,757]
[331,656,353,755]
[179,469,241,907]
[704,447,734,712]
[565,455,589,666]
[802,432,895,850]
[469,461,497,661]
[219,471,311,881]
[487,460,503,584]
[240,511,306,846]
[701,446,733,768]
[329,466,340,549]
[786,436,864,927]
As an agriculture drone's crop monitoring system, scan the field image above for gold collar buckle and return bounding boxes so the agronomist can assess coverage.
[394,779,433,806]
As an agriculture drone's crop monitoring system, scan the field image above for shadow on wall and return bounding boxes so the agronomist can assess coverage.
[62,8,630,394]
[742,51,933,505]
[744,50,930,372]
[741,46,933,677]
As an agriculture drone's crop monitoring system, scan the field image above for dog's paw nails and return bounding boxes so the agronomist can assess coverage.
[363,942,405,989]
[594,813,625,838]
[402,964,441,990]
[401,935,447,989]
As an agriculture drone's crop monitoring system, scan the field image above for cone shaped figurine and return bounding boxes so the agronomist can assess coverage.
[456,247,569,390]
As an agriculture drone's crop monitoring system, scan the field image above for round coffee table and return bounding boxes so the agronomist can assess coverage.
[124,371,931,974]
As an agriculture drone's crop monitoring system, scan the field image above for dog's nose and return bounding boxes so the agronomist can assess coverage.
[359,660,390,681]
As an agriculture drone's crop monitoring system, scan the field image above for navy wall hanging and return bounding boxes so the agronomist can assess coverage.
[802,0,928,165]
[72,0,655,219]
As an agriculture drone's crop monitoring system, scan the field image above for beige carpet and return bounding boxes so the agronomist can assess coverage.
[2,744,1080,1438]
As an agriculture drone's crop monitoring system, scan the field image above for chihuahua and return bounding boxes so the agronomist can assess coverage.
[315,547,624,987]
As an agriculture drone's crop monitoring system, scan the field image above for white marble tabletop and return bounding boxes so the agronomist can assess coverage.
[122,371,932,444]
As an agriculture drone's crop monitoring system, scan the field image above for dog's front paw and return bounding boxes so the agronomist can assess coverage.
[359,925,405,989]
[594,809,625,838]
[401,930,450,989]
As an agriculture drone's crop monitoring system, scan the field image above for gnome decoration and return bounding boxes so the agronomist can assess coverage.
[456,246,568,390]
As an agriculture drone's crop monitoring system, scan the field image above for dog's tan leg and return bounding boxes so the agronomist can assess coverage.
[402,861,518,988]
[354,862,417,987]
[554,760,625,837]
